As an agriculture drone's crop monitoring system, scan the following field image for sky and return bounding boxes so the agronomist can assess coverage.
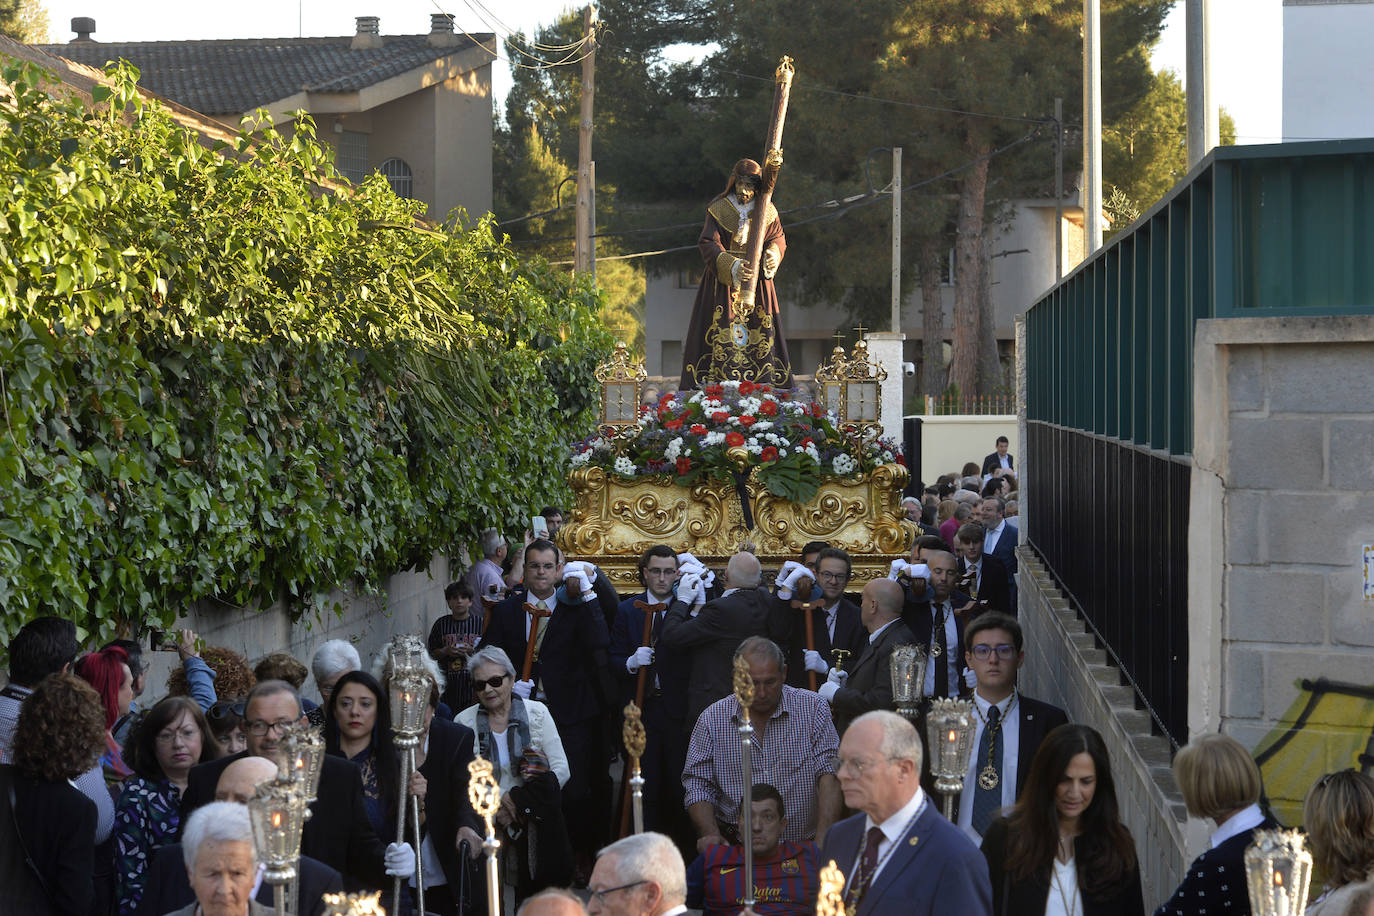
[42,0,1284,143]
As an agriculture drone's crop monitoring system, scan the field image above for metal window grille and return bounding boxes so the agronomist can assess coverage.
[336,131,369,184]
[381,158,413,199]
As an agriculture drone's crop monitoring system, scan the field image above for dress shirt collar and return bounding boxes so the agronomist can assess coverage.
[988,519,1005,539]
[1210,803,1265,849]
[661,907,690,916]
[869,618,899,644]
[824,600,840,617]
[731,685,795,724]
[866,785,926,842]
[527,591,556,610]
[973,688,1015,718]
[721,587,741,599]
[646,589,673,604]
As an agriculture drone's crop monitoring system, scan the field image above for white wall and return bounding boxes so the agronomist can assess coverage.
[914,415,1019,487]
[1283,0,1374,140]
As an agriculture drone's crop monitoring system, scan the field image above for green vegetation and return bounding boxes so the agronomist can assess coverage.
[0,61,611,644]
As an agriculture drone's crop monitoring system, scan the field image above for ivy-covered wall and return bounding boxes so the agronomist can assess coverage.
[0,61,611,645]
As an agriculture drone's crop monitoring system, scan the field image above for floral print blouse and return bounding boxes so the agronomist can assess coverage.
[113,776,182,915]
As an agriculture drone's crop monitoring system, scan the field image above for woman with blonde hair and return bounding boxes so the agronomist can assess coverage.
[1153,733,1274,915]
[1304,769,1374,915]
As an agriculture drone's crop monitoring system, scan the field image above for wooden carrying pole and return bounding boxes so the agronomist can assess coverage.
[736,56,795,311]
[618,609,656,836]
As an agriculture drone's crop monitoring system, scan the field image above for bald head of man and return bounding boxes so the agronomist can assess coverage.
[214,756,279,804]
[859,578,904,634]
[725,551,761,589]
[517,889,588,916]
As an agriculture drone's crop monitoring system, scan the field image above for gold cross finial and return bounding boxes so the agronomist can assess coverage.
[854,324,868,340]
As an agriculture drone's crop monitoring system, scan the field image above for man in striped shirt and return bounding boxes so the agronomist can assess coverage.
[682,637,842,852]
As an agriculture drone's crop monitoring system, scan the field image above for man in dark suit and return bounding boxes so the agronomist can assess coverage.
[822,711,991,916]
[978,495,1019,614]
[477,538,615,877]
[608,545,691,838]
[779,547,867,689]
[180,680,414,892]
[901,550,976,700]
[818,578,917,734]
[141,756,344,916]
[955,612,1069,841]
[953,522,1013,616]
[658,550,794,726]
[980,436,1014,477]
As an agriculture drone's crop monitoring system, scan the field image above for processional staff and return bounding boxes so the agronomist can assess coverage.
[618,601,658,836]
[622,702,647,834]
[734,56,795,316]
[732,654,757,912]
[468,754,503,916]
[387,636,431,916]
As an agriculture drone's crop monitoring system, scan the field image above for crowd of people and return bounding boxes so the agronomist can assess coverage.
[1,439,1371,916]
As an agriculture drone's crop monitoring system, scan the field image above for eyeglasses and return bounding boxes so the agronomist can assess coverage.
[589,881,646,905]
[836,756,898,776]
[156,726,200,745]
[970,644,1017,660]
[817,571,849,584]
[526,562,558,572]
[245,718,295,737]
[475,674,509,690]
[208,700,245,721]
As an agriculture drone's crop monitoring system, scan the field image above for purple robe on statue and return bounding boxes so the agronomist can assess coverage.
[679,194,793,390]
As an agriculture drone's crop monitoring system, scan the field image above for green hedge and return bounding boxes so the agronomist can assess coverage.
[0,61,611,644]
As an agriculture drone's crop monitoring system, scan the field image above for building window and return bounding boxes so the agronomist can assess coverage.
[381,158,414,199]
[336,130,369,184]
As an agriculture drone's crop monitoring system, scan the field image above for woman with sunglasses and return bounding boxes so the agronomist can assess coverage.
[455,646,573,907]
[1303,769,1374,915]
[205,698,248,754]
[981,723,1144,916]
[112,697,221,914]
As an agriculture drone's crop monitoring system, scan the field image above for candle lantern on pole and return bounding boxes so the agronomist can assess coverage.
[320,890,385,915]
[468,755,503,916]
[387,659,430,916]
[247,778,307,916]
[1244,829,1313,916]
[596,341,647,433]
[889,644,929,722]
[924,697,977,819]
[732,654,757,913]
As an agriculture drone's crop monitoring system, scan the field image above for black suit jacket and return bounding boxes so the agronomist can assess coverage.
[951,693,1070,823]
[1153,815,1278,916]
[982,452,1014,476]
[781,594,867,688]
[901,590,976,697]
[830,619,918,733]
[419,717,483,891]
[981,817,1144,916]
[958,554,1013,617]
[657,587,793,726]
[478,588,614,726]
[608,592,691,722]
[135,844,342,916]
[1,766,96,916]
[182,751,389,890]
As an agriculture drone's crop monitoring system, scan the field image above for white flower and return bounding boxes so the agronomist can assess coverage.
[832,453,857,476]
[570,450,592,467]
[752,420,773,432]
[614,456,637,476]
[703,431,726,446]
[748,444,764,455]
[665,437,683,461]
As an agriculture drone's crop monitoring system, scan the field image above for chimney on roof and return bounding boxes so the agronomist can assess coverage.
[428,12,462,48]
[352,16,383,50]
[71,17,96,42]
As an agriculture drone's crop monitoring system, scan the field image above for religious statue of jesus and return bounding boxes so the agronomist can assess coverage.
[678,157,794,390]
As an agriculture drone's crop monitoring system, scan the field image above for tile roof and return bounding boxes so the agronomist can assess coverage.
[36,33,495,116]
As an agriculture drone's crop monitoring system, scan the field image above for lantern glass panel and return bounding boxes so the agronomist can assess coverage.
[604,383,638,423]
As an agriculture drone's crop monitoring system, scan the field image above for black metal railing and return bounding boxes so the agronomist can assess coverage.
[1026,421,1190,749]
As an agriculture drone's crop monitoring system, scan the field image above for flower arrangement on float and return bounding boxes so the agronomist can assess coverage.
[568,380,903,503]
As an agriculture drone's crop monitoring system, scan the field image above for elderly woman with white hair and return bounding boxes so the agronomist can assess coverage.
[164,801,269,916]
[307,639,359,728]
[454,645,573,905]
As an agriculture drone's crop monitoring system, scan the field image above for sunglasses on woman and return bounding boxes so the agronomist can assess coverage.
[475,674,510,690]
[208,699,246,721]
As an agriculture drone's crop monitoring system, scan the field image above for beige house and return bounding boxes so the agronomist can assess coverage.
[40,15,496,223]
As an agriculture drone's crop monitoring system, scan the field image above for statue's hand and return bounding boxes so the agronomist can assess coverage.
[765,147,784,170]
[762,246,780,278]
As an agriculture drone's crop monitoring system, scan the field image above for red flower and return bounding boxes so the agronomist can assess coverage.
[896,454,906,466]
[738,415,756,428]
[659,392,674,405]
[690,423,708,435]
[725,432,746,447]
[760,446,779,462]
[664,418,684,431]
[740,380,757,395]
[758,400,779,417]
[811,403,824,417]
[802,437,814,448]
[676,457,692,475]
[757,385,772,394]
[705,384,725,399]
[712,411,730,423]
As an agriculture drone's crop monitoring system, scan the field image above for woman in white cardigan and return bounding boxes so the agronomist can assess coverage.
[454,646,573,904]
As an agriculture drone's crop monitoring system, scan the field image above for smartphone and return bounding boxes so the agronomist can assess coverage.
[531,515,549,539]
[149,628,176,651]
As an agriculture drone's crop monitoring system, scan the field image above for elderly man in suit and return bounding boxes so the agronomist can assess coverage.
[822,711,991,916]
[657,551,794,726]
[181,681,414,892]
[955,613,1069,841]
[817,578,916,734]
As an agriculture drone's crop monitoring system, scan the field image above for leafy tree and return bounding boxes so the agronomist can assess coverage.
[0,0,48,42]
[0,59,610,644]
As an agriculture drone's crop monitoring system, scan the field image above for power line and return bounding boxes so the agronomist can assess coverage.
[429,3,597,70]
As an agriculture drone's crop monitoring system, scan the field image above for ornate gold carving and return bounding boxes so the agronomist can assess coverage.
[609,492,688,538]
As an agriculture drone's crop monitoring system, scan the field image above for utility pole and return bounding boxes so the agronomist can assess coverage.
[574,4,598,276]
[1083,0,1103,254]
[1054,97,1064,278]
[891,146,902,333]
[1186,0,1218,168]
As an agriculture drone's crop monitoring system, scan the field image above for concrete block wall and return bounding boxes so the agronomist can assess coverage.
[1018,547,1198,910]
[1191,317,1374,827]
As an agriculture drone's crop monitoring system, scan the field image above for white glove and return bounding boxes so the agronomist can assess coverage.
[562,560,588,576]
[626,646,654,673]
[563,569,594,596]
[777,560,802,583]
[888,559,908,580]
[677,552,704,570]
[762,246,780,278]
[677,560,706,580]
[964,668,978,689]
[776,564,813,601]
[384,842,417,878]
[827,668,849,687]
[818,681,840,703]
[906,563,930,582]
[701,569,717,591]
[676,571,704,605]
[803,650,829,676]
[512,679,534,700]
